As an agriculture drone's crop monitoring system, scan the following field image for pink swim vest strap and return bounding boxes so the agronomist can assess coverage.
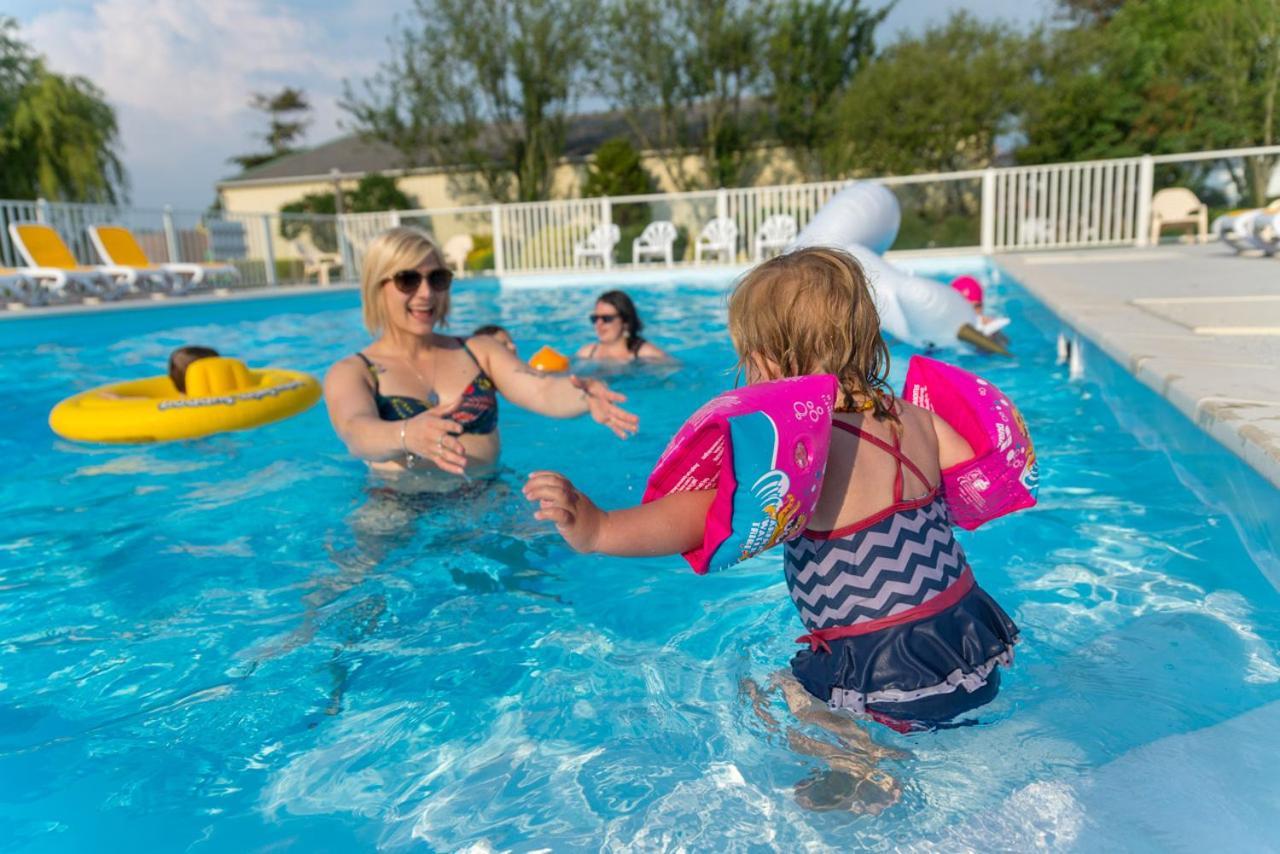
[832,420,934,501]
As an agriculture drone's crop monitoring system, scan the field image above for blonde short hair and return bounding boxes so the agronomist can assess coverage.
[360,226,445,334]
[728,247,897,421]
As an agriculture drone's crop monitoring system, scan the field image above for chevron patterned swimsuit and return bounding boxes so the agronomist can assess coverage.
[784,420,1019,730]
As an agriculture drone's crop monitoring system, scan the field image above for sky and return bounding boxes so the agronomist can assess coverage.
[10,0,1052,211]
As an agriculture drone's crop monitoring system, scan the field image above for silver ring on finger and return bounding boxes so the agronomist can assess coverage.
[437,434,445,449]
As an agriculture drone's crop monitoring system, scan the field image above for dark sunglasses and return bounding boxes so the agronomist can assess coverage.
[589,313,620,324]
[389,268,453,294]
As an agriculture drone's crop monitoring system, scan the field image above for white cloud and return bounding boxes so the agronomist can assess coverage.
[22,0,386,209]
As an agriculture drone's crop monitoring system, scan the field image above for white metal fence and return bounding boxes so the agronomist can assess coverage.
[5,143,1279,284]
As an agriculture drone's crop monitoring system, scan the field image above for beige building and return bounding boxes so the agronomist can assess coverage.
[216,111,798,217]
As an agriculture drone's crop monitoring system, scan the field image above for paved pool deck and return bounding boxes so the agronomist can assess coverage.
[998,244,1280,489]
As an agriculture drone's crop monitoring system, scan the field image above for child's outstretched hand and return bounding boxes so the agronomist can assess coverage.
[524,470,605,553]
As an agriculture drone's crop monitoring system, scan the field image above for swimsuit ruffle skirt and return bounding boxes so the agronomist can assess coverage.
[784,422,1019,730]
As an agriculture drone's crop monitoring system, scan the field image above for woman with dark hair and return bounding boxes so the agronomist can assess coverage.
[576,290,670,362]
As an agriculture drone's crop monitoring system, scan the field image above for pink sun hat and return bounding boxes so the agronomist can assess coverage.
[949,275,984,308]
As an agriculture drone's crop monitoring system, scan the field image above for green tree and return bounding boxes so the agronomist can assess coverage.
[280,174,416,251]
[0,18,126,203]
[581,137,658,199]
[582,137,660,262]
[1022,0,1280,203]
[595,0,765,190]
[230,86,312,171]
[1181,0,1280,204]
[343,0,593,203]
[763,0,890,178]
[828,13,1029,178]
[1054,0,1127,26]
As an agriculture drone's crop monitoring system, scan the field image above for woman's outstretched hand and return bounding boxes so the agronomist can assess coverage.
[571,375,639,439]
[404,401,468,475]
[524,470,605,553]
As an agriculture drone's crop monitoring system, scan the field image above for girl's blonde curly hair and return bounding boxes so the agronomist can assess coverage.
[728,246,898,422]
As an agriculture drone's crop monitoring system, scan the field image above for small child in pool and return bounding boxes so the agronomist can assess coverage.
[524,248,1019,808]
[168,345,219,393]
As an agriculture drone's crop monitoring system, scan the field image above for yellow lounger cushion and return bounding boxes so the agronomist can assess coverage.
[94,225,152,268]
[14,224,79,269]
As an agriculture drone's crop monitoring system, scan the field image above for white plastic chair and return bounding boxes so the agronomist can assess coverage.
[291,239,342,285]
[632,220,677,266]
[573,223,621,268]
[694,217,739,264]
[443,234,475,274]
[753,214,797,261]
[1150,187,1208,244]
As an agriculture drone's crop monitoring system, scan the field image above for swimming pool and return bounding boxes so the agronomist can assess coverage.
[2,266,1279,851]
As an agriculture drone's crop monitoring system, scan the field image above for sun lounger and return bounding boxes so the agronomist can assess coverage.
[89,224,239,293]
[0,268,40,306]
[1213,200,1280,255]
[8,222,137,299]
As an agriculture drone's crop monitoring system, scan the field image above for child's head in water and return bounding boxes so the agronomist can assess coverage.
[168,345,219,393]
[728,247,896,421]
[472,324,516,354]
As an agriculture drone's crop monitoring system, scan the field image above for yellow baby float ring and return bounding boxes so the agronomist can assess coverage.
[49,356,322,443]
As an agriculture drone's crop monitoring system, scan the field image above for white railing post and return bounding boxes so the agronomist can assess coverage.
[1135,154,1155,247]
[336,214,354,281]
[716,187,728,223]
[601,196,613,271]
[980,168,997,254]
[490,204,505,275]
[163,205,181,262]
[36,197,50,224]
[260,214,278,286]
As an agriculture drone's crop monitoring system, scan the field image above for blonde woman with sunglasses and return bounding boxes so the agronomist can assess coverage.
[325,228,638,485]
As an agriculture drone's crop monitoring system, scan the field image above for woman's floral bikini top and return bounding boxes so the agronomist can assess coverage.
[355,339,498,435]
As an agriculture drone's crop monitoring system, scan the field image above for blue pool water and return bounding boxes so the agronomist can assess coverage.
[2,267,1279,851]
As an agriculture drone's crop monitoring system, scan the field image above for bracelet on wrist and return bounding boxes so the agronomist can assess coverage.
[400,421,417,468]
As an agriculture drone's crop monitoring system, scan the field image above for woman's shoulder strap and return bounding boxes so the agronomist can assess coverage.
[353,351,380,391]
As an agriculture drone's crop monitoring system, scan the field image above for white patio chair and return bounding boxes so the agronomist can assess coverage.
[1150,187,1208,244]
[292,239,342,285]
[753,214,797,261]
[694,217,739,264]
[572,223,621,268]
[632,220,677,266]
[443,234,475,275]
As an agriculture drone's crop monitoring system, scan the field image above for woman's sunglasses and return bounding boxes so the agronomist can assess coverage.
[389,268,453,294]
[589,313,620,324]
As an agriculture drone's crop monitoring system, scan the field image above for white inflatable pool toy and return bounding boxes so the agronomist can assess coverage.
[790,183,1009,353]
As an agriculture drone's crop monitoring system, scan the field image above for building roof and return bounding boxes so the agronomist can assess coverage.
[219,108,653,187]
